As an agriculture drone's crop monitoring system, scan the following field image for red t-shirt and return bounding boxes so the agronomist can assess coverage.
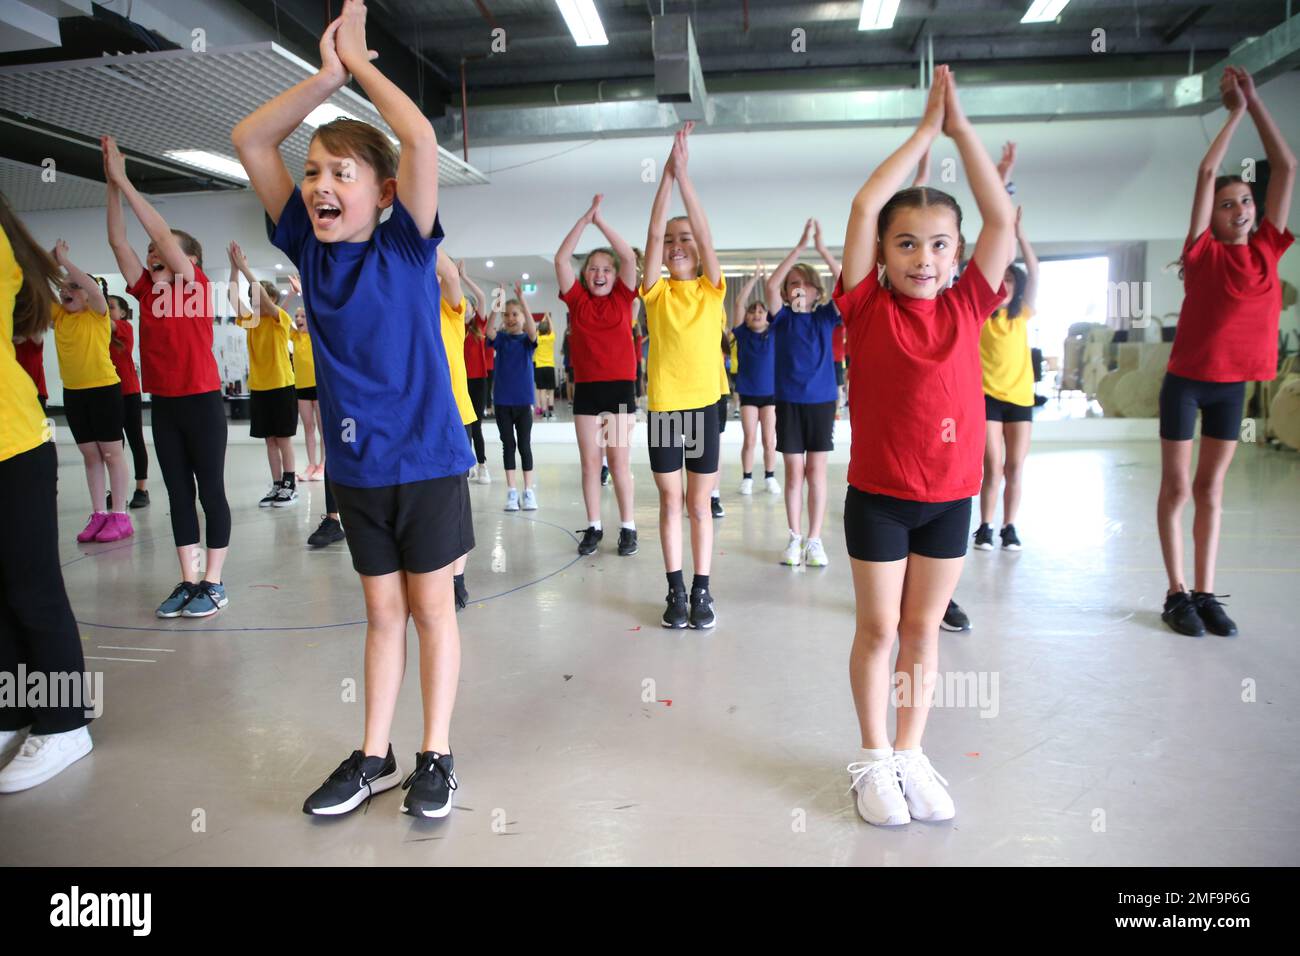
[464,314,488,379]
[833,264,1006,503]
[110,318,141,396]
[1168,218,1294,382]
[559,278,638,382]
[127,265,220,397]
[14,337,46,399]
[832,320,847,363]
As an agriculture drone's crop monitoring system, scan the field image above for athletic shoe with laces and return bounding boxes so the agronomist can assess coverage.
[93,512,134,542]
[522,487,538,511]
[156,582,197,618]
[739,477,754,495]
[504,488,520,512]
[894,750,955,822]
[847,756,910,826]
[1162,590,1205,637]
[76,512,109,543]
[302,746,401,816]
[0,724,32,772]
[764,476,781,495]
[1000,524,1022,551]
[475,464,491,485]
[940,599,971,632]
[259,483,279,508]
[617,527,638,556]
[1192,591,1237,637]
[181,580,228,617]
[781,531,803,566]
[689,587,716,629]
[577,526,603,555]
[804,537,829,568]
[710,496,725,518]
[661,589,689,629]
[973,523,994,551]
[401,751,458,818]
[0,726,93,793]
[129,489,149,509]
[272,483,299,508]
[600,464,611,486]
[308,515,345,548]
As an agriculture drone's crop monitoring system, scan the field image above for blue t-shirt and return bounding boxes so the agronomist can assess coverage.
[770,303,841,404]
[732,324,775,397]
[269,187,474,488]
[492,332,537,406]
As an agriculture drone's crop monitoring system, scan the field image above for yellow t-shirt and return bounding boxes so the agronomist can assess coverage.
[980,305,1035,406]
[730,337,739,375]
[53,303,118,391]
[534,329,556,369]
[440,297,476,426]
[290,326,315,390]
[241,306,294,392]
[641,274,727,412]
[0,227,48,461]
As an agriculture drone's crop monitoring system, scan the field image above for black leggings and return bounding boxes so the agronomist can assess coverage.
[495,404,534,472]
[466,377,487,464]
[324,463,337,515]
[0,442,89,734]
[122,391,148,481]
[151,391,231,549]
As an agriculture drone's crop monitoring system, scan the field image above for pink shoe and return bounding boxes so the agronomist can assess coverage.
[94,512,134,542]
[76,512,109,543]
[306,465,323,482]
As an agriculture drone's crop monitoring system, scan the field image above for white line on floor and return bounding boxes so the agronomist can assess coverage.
[97,646,176,652]
[83,656,157,663]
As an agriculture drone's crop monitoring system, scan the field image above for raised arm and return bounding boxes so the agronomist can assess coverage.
[1189,70,1249,244]
[226,243,253,320]
[485,288,502,341]
[555,196,598,294]
[1233,66,1297,230]
[1014,208,1039,311]
[670,123,721,287]
[102,136,193,283]
[516,282,538,341]
[913,147,931,187]
[765,221,812,310]
[104,179,143,281]
[458,261,487,321]
[945,72,1016,289]
[436,249,463,305]
[642,138,677,288]
[812,218,841,289]
[842,66,948,291]
[732,262,763,330]
[592,200,638,291]
[53,241,107,315]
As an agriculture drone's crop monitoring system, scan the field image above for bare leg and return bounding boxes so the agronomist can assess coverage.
[848,556,907,750]
[1000,421,1031,525]
[894,554,966,750]
[1191,437,1238,593]
[654,468,684,572]
[686,469,716,575]
[360,571,410,758]
[407,565,460,754]
[1157,439,1194,592]
[784,452,805,534]
[805,450,829,540]
[980,420,1003,526]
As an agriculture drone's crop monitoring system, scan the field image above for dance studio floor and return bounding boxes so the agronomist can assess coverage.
[6,438,1299,866]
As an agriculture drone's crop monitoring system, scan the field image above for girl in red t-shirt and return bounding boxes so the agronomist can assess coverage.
[555,194,641,559]
[107,294,149,509]
[458,262,492,483]
[833,66,1015,828]
[1157,66,1295,639]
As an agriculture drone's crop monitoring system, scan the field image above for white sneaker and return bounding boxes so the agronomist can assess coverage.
[738,477,754,495]
[467,464,478,481]
[894,749,955,822]
[0,724,32,771]
[0,725,93,793]
[764,475,781,495]
[804,537,829,568]
[476,464,491,485]
[781,531,803,566]
[522,488,538,511]
[272,484,299,508]
[847,757,910,826]
[504,488,520,512]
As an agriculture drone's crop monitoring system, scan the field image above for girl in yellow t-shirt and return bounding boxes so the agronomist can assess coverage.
[533,317,557,419]
[51,241,133,544]
[975,202,1039,553]
[286,274,324,483]
[228,242,298,508]
[641,122,724,630]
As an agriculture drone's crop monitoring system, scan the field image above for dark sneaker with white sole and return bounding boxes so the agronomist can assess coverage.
[577,526,603,555]
[129,489,150,509]
[1000,524,1022,551]
[689,587,716,629]
[401,751,458,818]
[1192,591,1237,636]
[710,496,725,518]
[662,589,689,629]
[617,528,638,556]
[972,524,994,551]
[303,746,401,816]
[1162,590,1205,637]
[940,599,971,632]
[308,515,345,548]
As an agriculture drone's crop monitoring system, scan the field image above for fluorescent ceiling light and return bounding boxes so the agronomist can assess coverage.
[556,0,608,46]
[164,149,249,182]
[1021,0,1071,23]
[486,260,495,268]
[858,0,900,31]
[303,103,359,128]
[522,273,530,280]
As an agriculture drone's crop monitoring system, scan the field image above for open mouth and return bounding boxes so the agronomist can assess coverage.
[149,261,166,274]
[314,203,342,225]
[1232,217,1249,227]
[908,274,936,284]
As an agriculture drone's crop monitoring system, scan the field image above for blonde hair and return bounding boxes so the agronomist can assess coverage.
[782,263,825,305]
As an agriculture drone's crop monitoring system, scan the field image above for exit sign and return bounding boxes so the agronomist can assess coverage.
[522,283,538,294]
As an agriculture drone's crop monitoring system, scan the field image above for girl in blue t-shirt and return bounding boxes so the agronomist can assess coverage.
[487,282,539,512]
[764,219,843,570]
[726,262,779,497]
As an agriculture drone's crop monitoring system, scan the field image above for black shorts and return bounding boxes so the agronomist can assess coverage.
[716,396,728,434]
[573,379,636,417]
[297,386,318,401]
[331,472,475,576]
[776,400,836,454]
[740,393,775,408]
[1159,371,1245,441]
[844,488,971,562]
[835,362,846,387]
[984,394,1034,423]
[534,367,557,391]
[63,383,124,444]
[250,385,298,438]
[647,403,721,474]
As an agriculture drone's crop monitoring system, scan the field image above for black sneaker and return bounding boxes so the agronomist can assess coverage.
[401,751,458,818]
[972,524,994,551]
[662,588,689,629]
[940,599,971,632]
[710,496,725,518]
[307,515,345,548]
[689,587,716,629]
[453,576,468,611]
[577,526,603,556]
[600,464,611,486]
[1162,590,1205,637]
[1192,591,1237,637]
[129,489,149,509]
[617,527,638,556]
[259,483,279,508]
[1000,524,1022,551]
[302,746,401,816]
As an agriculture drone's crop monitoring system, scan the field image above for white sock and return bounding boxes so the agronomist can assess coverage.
[589,520,602,531]
[860,747,893,763]
[893,747,921,759]
[711,490,720,500]
[621,521,635,531]
[789,529,802,540]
